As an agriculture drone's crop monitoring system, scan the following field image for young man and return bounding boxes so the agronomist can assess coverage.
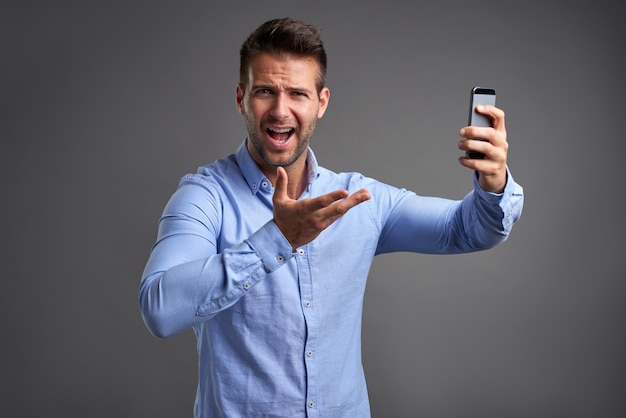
[139,17,524,418]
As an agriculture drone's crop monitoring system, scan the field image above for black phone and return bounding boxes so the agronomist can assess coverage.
[467,87,496,159]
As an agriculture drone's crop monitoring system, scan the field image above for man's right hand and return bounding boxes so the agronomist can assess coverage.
[272,166,371,250]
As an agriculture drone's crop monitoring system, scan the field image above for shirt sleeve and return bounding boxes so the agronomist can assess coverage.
[375,168,524,255]
[138,182,293,338]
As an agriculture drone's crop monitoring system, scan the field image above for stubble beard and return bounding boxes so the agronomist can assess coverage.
[246,116,317,169]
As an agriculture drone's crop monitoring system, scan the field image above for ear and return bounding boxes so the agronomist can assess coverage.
[235,83,245,114]
[317,87,330,119]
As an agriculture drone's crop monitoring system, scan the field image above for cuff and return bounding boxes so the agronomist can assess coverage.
[246,220,294,273]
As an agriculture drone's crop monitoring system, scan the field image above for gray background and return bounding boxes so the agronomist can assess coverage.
[3,1,625,417]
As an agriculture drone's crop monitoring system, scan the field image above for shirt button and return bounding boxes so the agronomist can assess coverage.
[307,350,313,357]
[308,401,315,408]
[298,249,305,255]
[243,283,250,290]
[304,300,311,308]
[262,181,269,188]
[277,255,284,262]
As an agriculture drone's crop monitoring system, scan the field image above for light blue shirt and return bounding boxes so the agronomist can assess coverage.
[139,141,524,417]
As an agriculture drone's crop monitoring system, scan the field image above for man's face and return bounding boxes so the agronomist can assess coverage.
[236,53,330,175]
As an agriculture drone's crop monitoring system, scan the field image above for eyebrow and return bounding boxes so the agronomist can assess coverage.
[252,84,313,95]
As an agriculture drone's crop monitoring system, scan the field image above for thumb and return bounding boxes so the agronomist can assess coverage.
[274,166,289,201]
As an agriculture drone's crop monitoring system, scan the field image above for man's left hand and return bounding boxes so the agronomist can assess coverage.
[458,104,508,193]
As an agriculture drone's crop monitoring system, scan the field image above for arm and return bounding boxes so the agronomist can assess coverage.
[138,182,293,338]
[377,106,522,254]
[375,170,523,255]
[139,169,370,339]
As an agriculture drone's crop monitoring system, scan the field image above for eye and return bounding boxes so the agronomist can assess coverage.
[255,88,273,96]
[291,91,308,99]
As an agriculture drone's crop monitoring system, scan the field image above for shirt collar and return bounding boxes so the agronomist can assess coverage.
[235,139,320,195]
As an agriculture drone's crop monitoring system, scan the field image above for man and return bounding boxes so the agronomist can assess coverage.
[139,17,523,418]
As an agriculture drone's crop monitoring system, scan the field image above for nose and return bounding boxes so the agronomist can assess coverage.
[269,93,290,121]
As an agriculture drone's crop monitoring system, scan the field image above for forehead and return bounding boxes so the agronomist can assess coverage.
[246,53,320,88]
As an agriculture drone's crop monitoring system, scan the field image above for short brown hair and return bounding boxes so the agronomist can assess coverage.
[239,17,327,93]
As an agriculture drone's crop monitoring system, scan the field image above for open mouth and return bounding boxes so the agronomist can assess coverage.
[267,127,295,143]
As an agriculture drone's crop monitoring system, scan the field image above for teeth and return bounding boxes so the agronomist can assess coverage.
[269,127,292,133]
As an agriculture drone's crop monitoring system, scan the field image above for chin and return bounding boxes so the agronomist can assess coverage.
[264,154,297,168]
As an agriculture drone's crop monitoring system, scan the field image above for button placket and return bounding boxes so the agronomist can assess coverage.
[295,244,318,416]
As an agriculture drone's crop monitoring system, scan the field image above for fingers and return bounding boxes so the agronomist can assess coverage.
[306,189,349,210]
[274,167,369,213]
[297,189,370,245]
[306,188,370,213]
[458,130,507,166]
[345,188,372,207]
[462,104,505,135]
[321,188,371,217]
[458,105,508,193]
[483,104,505,131]
[470,104,505,129]
[272,177,371,249]
[459,105,508,156]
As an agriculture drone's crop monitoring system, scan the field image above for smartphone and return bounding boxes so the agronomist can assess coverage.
[467,87,496,159]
